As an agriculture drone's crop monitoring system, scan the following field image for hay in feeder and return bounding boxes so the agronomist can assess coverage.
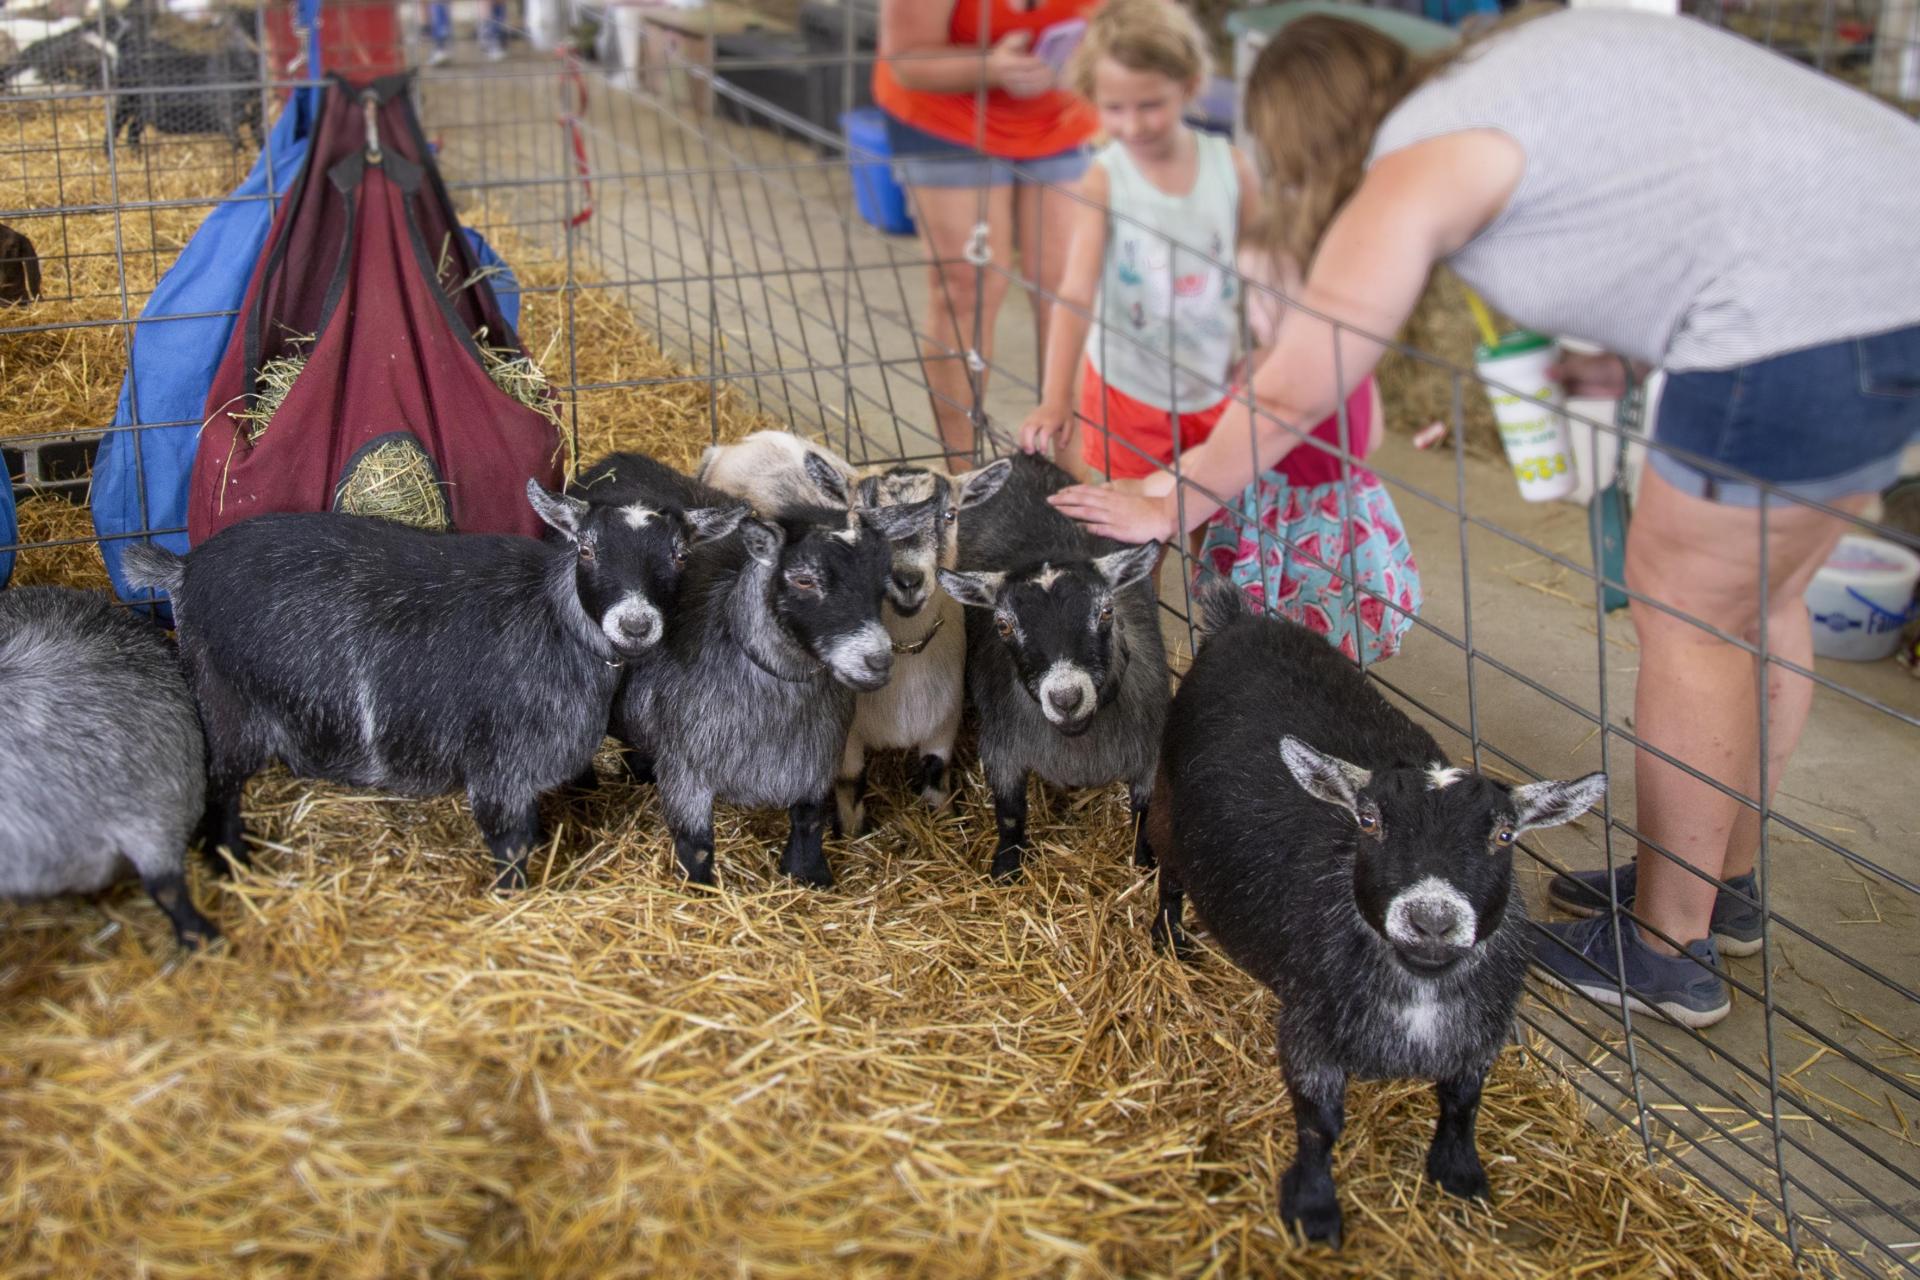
[226,334,315,444]
[0,196,1823,1277]
[333,435,452,531]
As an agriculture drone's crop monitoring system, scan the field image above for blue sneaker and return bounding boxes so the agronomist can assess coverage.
[1547,863,1763,958]
[1534,914,1732,1029]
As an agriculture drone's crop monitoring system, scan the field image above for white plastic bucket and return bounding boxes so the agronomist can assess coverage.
[1476,331,1579,502]
[1804,535,1920,661]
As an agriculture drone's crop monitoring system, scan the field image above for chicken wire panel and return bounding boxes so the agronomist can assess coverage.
[430,13,1916,1276]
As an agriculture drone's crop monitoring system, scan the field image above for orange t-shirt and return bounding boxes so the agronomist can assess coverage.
[872,0,1100,160]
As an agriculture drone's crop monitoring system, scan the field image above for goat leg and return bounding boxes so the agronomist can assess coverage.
[1427,1069,1492,1201]
[1129,783,1155,870]
[781,795,835,888]
[1279,1059,1348,1248]
[470,789,539,891]
[987,765,1029,881]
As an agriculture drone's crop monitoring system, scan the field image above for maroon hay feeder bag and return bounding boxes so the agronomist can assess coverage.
[191,74,561,544]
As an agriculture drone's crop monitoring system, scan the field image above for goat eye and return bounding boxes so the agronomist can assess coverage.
[1098,602,1114,624]
[942,508,958,524]
[673,544,689,567]
[1494,826,1516,846]
[788,571,819,592]
[995,615,1015,640]
[1356,811,1380,834]
[578,542,596,563]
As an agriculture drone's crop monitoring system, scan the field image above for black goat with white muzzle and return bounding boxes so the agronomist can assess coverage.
[123,480,737,891]
[938,453,1167,880]
[1149,583,1606,1247]
[611,472,937,888]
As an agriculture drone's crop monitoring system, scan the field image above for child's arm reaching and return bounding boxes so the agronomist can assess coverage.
[1019,163,1110,458]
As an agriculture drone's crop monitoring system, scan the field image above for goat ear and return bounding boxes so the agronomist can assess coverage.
[866,494,939,543]
[685,502,748,544]
[803,451,851,507]
[938,568,1004,609]
[739,518,784,567]
[1280,736,1371,815]
[1094,542,1161,591]
[527,479,588,539]
[1511,772,1608,833]
[955,457,1013,509]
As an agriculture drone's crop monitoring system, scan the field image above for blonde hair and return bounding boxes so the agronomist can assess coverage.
[1244,9,1555,266]
[1066,0,1211,101]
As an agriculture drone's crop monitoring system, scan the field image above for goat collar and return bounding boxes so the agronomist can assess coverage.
[891,613,943,656]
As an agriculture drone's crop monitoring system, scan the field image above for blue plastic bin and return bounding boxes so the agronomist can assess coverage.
[842,108,916,238]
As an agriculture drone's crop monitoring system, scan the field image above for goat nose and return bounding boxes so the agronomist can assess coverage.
[620,615,658,642]
[893,568,925,593]
[1047,685,1084,714]
[863,650,893,676]
[1406,901,1456,942]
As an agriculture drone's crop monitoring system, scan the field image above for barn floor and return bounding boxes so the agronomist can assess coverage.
[0,49,1911,1277]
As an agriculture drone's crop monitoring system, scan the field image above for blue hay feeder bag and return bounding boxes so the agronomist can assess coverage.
[1,479,15,589]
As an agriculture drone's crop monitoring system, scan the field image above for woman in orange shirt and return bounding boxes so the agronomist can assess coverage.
[876,0,1101,468]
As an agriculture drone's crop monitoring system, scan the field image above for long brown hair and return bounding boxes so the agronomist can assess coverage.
[1243,14,1516,266]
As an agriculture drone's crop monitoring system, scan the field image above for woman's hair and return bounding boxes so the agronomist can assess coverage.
[1242,16,1442,267]
[1066,0,1211,100]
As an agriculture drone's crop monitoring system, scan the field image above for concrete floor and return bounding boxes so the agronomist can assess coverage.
[421,54,1920,1271]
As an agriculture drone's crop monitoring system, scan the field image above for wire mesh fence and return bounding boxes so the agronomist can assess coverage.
[1,1,1916,1274]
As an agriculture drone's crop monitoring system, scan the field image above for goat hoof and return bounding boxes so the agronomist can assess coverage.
[784,864,835,889]
[491,863,529,893]
[1427,1145,1490,1202]
[1152,919,1197,962]
[681,861,717,888]
[989,852,1024,882]
[1280,1187,1342,1249]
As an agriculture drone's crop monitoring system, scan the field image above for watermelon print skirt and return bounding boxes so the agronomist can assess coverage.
[1195,467,1421,666]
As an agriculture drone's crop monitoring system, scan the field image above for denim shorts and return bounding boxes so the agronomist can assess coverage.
[882,112,1092,190]
[1650,322,1920,506]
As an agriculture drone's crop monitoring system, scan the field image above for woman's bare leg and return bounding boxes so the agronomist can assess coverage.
[1624,468,1866,955]
[907,183,1015,470]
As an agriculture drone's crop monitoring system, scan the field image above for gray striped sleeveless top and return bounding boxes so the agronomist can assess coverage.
[1368,11,1920,371]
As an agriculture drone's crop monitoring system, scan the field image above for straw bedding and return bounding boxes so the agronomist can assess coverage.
[0,114,1810,1279]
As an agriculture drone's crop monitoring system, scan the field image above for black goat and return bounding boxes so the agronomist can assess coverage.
[1149,582,1606,1246]
[123,481,738,890]
[938,453,1166,880]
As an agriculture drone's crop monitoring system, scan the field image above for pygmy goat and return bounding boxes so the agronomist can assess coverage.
[1150,582,1606,1247]
[0,587,217,946]
[697,429,859,517]
[125,480,739,890]
[939,453,1167,880]
[698,433,1016,836]
[609,454,937,887]
[832,459,1011,836]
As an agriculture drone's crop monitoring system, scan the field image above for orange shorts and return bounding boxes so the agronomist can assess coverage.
[1078,360,1233,481]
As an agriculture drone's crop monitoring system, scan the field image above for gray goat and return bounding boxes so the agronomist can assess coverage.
[604,451,937,886]
[0,587,217,946]
[938,454,1166,879]
[697,432,1015,836]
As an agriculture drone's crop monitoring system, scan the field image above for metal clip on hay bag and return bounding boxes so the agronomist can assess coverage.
[190,73,562,544]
